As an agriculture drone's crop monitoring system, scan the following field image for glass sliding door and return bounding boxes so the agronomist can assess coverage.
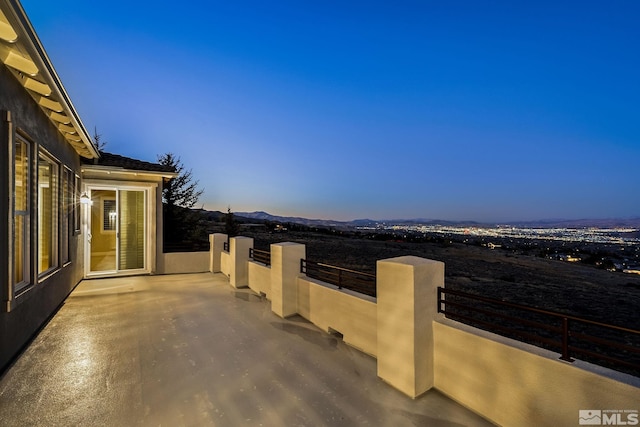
[118,190,145,270]
[89,189,117,272]
[87,187,147,275]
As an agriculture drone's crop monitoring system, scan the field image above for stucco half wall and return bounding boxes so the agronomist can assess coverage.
[297,277,377,358]
[159,252,210,274]
[433,319,640,427]
[248,261,271,298]
[221,251,231,277]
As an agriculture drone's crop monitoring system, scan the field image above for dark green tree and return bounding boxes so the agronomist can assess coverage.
[158,153,203,209]
[224,206,240,237]
[93,127,108,152]
[157,153,205,250]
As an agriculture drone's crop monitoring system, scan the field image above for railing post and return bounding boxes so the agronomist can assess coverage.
[377,256,444,398]
[271,242,306,318]
[209,233,227,273]
[560,317,573,362]
[229,236,253,288]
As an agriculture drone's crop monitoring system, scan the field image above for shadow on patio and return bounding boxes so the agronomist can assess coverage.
[0,273,493,426]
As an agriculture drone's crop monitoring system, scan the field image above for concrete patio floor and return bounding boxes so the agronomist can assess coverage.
[0,273,493,426]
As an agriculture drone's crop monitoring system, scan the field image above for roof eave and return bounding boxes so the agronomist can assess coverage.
[1,0,98,159]
[81,164,178,179]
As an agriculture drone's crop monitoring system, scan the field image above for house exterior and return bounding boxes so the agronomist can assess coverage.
[1,0,174,371]
[81,152,175,278]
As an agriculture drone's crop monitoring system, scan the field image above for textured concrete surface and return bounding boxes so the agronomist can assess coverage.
[0,273,493,426]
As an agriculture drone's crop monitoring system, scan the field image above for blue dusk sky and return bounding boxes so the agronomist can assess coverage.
[22,1,640,222]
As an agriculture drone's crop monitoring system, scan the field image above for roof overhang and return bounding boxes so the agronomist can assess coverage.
[82,164,179,180]
[0,0,98,158]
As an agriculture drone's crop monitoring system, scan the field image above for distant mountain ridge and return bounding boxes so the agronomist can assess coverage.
[235,211,480,227]
[233,211,640,229]
[235,211,352,228]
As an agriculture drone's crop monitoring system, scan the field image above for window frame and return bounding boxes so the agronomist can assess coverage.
[73,173,81,234]
[37,149,60,277]
[61,166,73,265]
[13,136,31,294]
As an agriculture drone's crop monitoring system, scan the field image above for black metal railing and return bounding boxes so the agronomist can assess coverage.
[437,287,640,376]
[300,259,376,297]
[223,241,229,252]
[249,248,271,266]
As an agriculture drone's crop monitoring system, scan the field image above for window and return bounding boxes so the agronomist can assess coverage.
[14,138,30,291]
[74,174,80,233]
[61,167,72,264]
[9,135,80,303]
[38,151,59,275]
[102,198,117,231]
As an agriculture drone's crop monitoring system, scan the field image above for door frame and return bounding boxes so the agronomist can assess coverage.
[83,181,156,278]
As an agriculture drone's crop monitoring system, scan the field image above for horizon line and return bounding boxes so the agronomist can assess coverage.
[201,208,640,226]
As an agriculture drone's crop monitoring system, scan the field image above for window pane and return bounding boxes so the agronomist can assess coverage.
[15,215,24,284]
[103,199,116,231]
[119,190,145,270]
[38,153,58,274]
[14,140,30,289]
[74,174,80,233]
[90,190,116,272]
[15,141,28,211]
[61,169,70,264]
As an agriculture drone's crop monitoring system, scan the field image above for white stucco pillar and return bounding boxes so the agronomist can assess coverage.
[270,242,305,318]
[376,255,444,398]
[209,233,227,273]
[229,236,253,288]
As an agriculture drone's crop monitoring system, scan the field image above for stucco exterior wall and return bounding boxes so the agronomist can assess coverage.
[248,262,271,298]
[1,65,84,371]
[221,251,231,277]
[433,319,640,427]
[159,252,210,274]
[297,277,377,357]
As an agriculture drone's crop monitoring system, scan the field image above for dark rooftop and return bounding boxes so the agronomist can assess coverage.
[82,151,175,174]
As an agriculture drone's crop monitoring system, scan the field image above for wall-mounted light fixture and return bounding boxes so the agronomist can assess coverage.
[80,192,92,205]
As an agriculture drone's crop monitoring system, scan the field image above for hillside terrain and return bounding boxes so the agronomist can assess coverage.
[235,210,640,229]
[190,209,640,376]
[239,227,640,331]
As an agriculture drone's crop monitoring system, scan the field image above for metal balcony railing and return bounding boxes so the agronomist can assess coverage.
[300,259,376,297]
[437,287,640,376]
[249,248,271,266]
